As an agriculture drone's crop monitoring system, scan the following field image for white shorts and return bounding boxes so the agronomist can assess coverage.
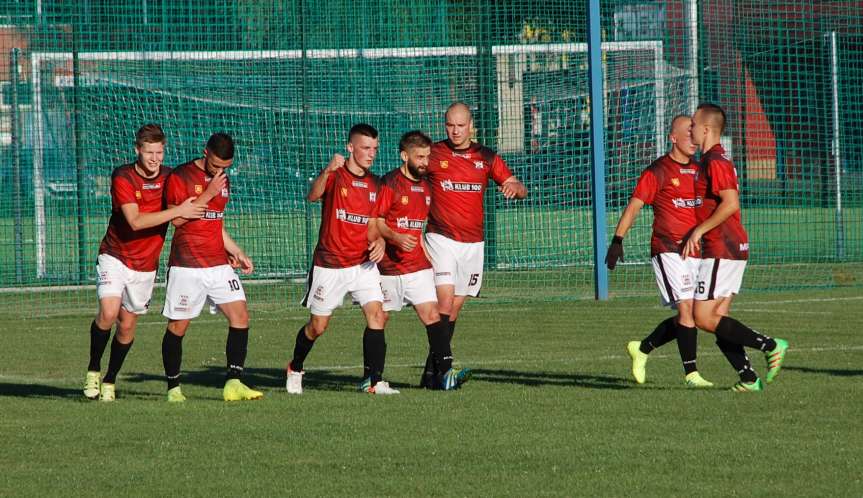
[695,258,747,301]
[162,265,246,320]
[380,269,437,312]
[301,261,384,316]
[423,232,484,297]
[96,254,157,315]
[651,253,700,307]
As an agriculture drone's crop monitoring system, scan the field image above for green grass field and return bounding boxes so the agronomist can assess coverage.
[1,287,861,496]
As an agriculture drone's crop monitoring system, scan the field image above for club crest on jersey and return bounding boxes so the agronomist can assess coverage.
[195,185,203,194]
[340,187,348,197]
[474,160,485,170]
[401,196,409,205]
[142,182,161,190]
[135,191,142,200]
[671,178,680,187]
[396,216,424,230]
[440,160,448,169]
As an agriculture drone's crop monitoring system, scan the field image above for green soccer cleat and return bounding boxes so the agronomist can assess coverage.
[626,341,648,384]
[83,371,101,400]
[731,378,764,393]
[441,368,473,391]
[167,386,186,402]
[99,382,116,402]
[223,379,264,401]
[764,338,789,384]
[684,372,714,388]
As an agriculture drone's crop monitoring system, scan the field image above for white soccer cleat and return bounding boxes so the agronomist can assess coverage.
[370,381,400,395]
[286,365,304,395]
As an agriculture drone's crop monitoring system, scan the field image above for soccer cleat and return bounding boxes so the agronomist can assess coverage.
[764,338,789,384]
[731,378,764,393]
[358,378,400,395]
[99,382,116,402]
[419,370,438,390]
[626,341,648,384]
[441,368,473,391]
[285,364,304,395]
[83,371,101,400]
[684,372,714,388]
[223,379,264,401]
[167,386,186,402]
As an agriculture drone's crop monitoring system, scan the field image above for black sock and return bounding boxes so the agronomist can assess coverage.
[226,327,249,380]
[639,317,677,354]
[362,327,386,385]
[290,325,315,372]
[87,321,111,372]
[102,337,133,384]
[715,317,777,352]
[675,324,698,375]
[427,320,453,374]
[161,329,184,390]
[449,319,457,341]
[716,337,758,383]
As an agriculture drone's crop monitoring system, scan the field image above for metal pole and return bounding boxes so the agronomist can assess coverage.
[477,0,498,268]
[830,31,844,260]
[587,0,608,300]
[687,0,699,113]
[10,48,24,284]
[72,26,88,283]
[299,0,313,265]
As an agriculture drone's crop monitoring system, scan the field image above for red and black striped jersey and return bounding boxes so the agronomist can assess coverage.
[98,163,171,272]
[376,168,433,276]
[165,160,230,268]
[313,166,379,268]
[426,140,514,243]
[695,144,749,260]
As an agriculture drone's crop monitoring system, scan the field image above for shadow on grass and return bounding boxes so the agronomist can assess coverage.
[122,366,382,392]
[783,366,863,377]
[0,382,159,400]
[469,368,633,390]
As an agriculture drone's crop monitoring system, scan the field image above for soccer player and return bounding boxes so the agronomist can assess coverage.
[606,115,713,388]
[161,132,263,402]
[421,102,527,387]
[374,130,471,390]
[683,103,789,392]
[84,124,205,402]
[287,123,396,395]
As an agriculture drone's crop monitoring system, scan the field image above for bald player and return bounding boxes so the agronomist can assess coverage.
[421,102,528,388]
[683,103,789,392]
[607,115,713,388]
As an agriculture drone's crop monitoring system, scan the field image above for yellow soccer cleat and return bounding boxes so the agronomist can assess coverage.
[684,371,714,388]
[167,386,186,402]
[223,379,264,401]
[99,382,116,402]
[83,371,101,400]
[626,341,648,384]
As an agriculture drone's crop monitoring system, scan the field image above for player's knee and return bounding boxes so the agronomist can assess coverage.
[380,311,390,326]
[367,308,387,329]
[167,320,189,336]
[420,308,440,325]
[693,311,716,332]
[230,308,249,328]
[96,309,119,328]
[307,321,327,338]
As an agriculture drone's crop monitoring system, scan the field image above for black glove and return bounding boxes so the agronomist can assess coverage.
[605,235,624,270]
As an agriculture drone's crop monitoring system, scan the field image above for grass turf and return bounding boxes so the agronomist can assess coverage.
[1,287,862,496]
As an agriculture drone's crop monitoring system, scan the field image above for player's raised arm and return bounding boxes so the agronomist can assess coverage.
[169,170,227,228]
[605,197,645,270]
[307,154,345,202]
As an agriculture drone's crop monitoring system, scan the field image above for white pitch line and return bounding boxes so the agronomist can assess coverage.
[733,309,832,315]
[736,295,863,306]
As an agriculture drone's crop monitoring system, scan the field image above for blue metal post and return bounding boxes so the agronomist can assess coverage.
[587,0,609,300]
